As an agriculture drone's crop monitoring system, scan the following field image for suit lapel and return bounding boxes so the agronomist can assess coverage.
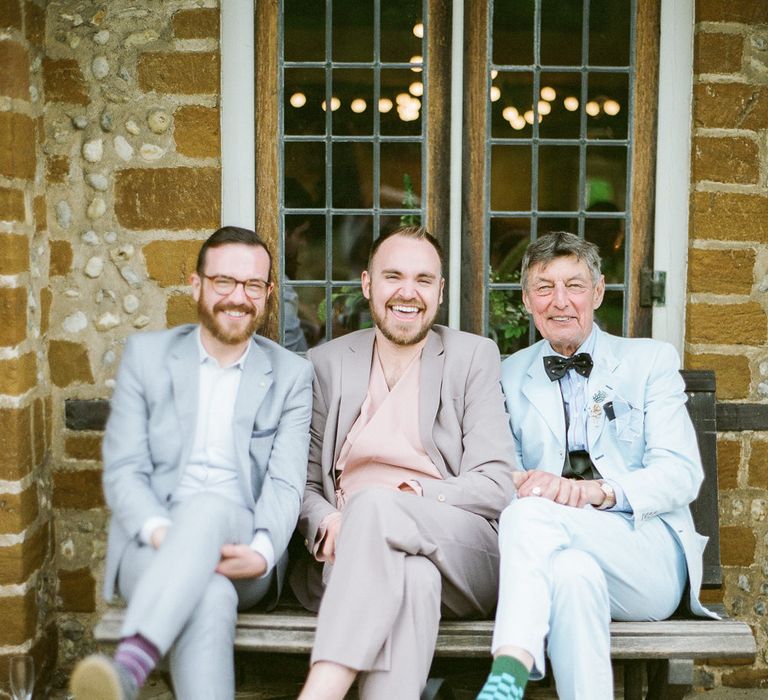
[334,330,375,466]
[522,342,567,447]
[587,326,620,450]
[169,329,201,472]
[234,339,273,499]
[419,330,447,473]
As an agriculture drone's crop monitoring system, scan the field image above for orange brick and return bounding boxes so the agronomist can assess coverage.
[138,52,219,95]
[42,57,87,104]
[172,8,219,40]
[722,668,768,689]
[167,293,197,327]
[748,440,768,489]
[687,302,766,345]
[688,248,755,295]
[0,590,36,645]
[46,154,69,183]
[174,105,220,158]
[144,239,201,287]
[694,32,743,75]
[0,521,46,585]
[693,82,768,130]
[49,239,72,276]
[0,352,36,396]
[0,233,28,273]
[0,486,38,534]
[720,525,756,566]
[58,567,96,612]
[685,353,750,400]
[64,433,102,461]
[48,340,93,387]
[114,167,220,230]
[0,112,35,179]
[0,287,27,347]
[0,405,32,481]
[0,187,24,222]
[697,0,768,24]
[32,397,44,467]
[716,439,741,489]
[691,191,768,243]
[24,0,44,49]
[39,287,50,335]
[0,0,22,31]
[0,40,29,100]
[693,136,759,185]
[52,469,104,509]
[33,194,45,232]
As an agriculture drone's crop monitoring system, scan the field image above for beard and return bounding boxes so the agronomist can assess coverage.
[197,292,265,346]
[368,294,437,347]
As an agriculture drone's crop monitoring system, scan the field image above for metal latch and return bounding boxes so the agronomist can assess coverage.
[639,268,666,307]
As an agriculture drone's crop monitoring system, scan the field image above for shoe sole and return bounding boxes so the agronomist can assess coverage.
[70,655,125,700]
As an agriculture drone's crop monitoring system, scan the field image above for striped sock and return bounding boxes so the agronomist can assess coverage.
[114,634,160,689]
[476,655,529,700]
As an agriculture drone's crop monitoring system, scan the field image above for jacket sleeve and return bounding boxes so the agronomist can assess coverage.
[252,360,314,559]
[419,339,520,520]
[102,336,170,539]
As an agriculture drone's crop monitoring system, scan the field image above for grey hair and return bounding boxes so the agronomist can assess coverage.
[521,231,602,289]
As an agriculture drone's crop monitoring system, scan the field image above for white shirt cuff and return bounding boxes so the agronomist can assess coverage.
[606,479,632,513]
[249,529,275,578]
[139,516,173,546]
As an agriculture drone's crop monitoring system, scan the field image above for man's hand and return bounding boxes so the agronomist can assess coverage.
[516,470,605,509]
[318,513,342,563]
[215,544,267,580]
[150,525,168,549]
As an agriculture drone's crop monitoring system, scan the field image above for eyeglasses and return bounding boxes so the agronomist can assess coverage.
[201,274,272,300]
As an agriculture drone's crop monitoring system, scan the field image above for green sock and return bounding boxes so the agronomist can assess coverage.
[476,655,530,700]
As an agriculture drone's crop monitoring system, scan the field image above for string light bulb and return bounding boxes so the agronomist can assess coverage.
[289,92,306,108]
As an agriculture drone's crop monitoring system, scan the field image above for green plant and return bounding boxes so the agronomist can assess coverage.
[399,174,421,226]
[488,268,529,355]
[317,286,371,329]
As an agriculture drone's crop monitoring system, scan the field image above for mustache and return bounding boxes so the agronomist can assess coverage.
[213,301,253,315]
[386,297,425,310]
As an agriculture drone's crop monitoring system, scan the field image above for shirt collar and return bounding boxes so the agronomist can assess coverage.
[545,323,598,359]
[196,326,252,370]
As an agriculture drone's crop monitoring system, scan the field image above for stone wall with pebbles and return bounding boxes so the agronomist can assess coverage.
[39,0,221,688]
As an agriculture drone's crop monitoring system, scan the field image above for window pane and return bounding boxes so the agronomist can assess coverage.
[284,142,326,205]
[488,288,529,356]
[332,69,374,136]
[538,72,582,139]
[491,145,532,211]
[380,2,423,63]
[327,284,372,339]
[381,142,422,209]
[332,142,372,209]
[590,0,631,66]
[285,68,326,135]
[585,145,627,210]
[285,0,325,61]
[294,286,325,349]
[333,0,373,62]
[380,69,423,136]
[490,217,530,281]
[538,216,578,237]
[332,214,372,280]
[595,289,623,335]
[491,72,534,139]
[285,214,325,280]
[585,213,625,284]
[492,0,534,66]
[541,0,583,66]
[586,73,629,140]
[538,145,580,211]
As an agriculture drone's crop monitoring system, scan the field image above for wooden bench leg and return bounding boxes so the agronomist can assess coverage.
[623,660,645,700]
[645,659,693,700]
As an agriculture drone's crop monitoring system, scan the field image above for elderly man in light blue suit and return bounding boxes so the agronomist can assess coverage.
[71,227,313,700]
[478,232,714,700]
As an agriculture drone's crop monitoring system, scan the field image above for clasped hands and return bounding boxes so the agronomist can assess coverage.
[149,526,267,579]
[513,470,606,509]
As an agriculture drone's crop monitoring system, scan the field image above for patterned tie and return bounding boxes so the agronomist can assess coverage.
[543,352,593,382]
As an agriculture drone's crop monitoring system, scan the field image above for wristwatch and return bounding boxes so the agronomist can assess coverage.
[596,480,616,510]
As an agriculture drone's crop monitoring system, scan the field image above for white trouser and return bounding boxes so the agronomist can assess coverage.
[492,497,687,700]
[118,492,273,700]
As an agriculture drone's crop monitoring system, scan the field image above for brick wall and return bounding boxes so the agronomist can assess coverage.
[687,0,768,689]
[0,0,57,691]
[38,0,221,688]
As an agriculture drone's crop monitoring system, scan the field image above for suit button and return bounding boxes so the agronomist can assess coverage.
[437,494,446,502]
[304,538,309,547]
[166,494,172,503]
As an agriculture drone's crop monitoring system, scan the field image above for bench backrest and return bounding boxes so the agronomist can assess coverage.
[681,369,721,588]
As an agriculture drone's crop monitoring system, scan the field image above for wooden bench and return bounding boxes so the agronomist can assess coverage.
[93,370,756,699]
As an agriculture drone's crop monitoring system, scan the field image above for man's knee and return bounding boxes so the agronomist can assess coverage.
[499,496,559,537]
[403,556,441,605]
[550,549,608,608]
[341,488,404,531]
[192,575,239,628]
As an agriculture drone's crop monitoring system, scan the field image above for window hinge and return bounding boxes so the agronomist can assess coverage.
[639,268,666,307]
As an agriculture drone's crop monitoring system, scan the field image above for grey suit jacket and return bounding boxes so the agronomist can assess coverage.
[102,324,313,601]
[501,325,712,617]
[297,325,519,549]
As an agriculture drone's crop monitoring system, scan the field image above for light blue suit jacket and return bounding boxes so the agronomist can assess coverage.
[101,324,313,601]
[501,325,711,617]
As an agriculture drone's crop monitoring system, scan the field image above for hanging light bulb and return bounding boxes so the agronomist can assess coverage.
[563,96,579,111]
[502,106,519,121]
[410,55,423,73]
[321,97,341,112]
[378,98,393,113]
[413,22,424,38]
[585,100,600,116]
[540,86,556,101]
[537,100,551,115]
[289,92,306,108]
[490,86,501,102]
[603,99,620,116]
[350,98,367,113]
[409,81,423,97]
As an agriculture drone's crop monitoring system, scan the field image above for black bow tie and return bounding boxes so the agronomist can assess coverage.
[543,353,593,381]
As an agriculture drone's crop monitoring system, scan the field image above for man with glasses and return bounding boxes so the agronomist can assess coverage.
[71,227,313,700]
